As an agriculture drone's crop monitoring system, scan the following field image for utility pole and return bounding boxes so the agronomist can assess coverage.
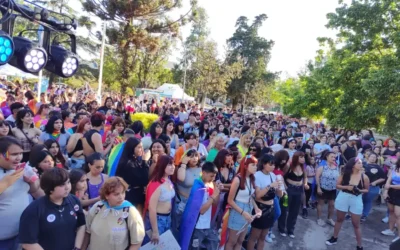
[182,43,187,102]
[97,21,106,103]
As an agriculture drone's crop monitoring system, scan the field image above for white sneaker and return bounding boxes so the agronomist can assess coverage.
[392,236,400,243]
[270,233,276,239]
[265,235,273,243]
[280,232,287,237]
[382,217,389,223]
[382,229,396,236]
[326,219,336,227]
[289,234,295,238]
[317,219,326,226]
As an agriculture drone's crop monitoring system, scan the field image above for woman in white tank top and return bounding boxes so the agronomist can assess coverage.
[225,155,261,250]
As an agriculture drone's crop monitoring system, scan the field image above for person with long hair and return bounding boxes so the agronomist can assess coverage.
[142,122,163,157]
[246,142,262,159]
[199,120,210,142]
[381,158,400,242]
[143,155,175,244]
[326,158,369,249]
[82,177,145,250]
[104,117,126,147]
[0,120,13,137]
[280,151,309,238]
[61,110,75,130]
[175,121,185,144]
[44,139,67,169]
[130,120,145,139]
[247,154,283,250]
[172,149,201,237]
[115,137,148,215]
[202,129,218,149]
[163,119,179,150]
[33,104,49,129]
[97,96,114,114]
[12,109,41,162]
[25,90,37,114]
[284,137,297,159]
[225,155,261,250]
[316,151,340,226]
[39,115,70,156]
[67,118,91,169]
[148,139,168,176]
[84,152,108,207]
[237,132,253,161]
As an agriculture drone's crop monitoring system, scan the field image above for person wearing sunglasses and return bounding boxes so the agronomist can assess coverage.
[247,142,262,159]
[227,127,240,148]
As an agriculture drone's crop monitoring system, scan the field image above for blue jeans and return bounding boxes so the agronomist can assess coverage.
[362,186,380,217]
[143,212,172,245]
[0,235,19,250]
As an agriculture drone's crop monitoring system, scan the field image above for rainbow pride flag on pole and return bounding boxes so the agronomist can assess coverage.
[107,142,125,177]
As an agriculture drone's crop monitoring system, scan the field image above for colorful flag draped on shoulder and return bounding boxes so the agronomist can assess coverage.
[219,206,230,249]
[107,142,125,177]
[179,177,206,250]
[143,178,166,217]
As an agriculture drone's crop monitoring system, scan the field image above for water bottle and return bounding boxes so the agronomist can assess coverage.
[283,194,288,207]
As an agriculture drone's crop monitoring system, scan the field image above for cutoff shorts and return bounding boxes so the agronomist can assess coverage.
[335,191,363,215]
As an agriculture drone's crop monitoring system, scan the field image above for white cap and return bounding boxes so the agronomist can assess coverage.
[349,135,359,141]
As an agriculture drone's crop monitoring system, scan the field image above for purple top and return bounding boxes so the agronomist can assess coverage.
[87,174,104,199]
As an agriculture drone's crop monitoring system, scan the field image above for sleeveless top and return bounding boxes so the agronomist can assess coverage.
[235,177,255,203]
[159,179,176,202]
[87,174,105,199]
[320,165,340,190]
[85,129,99,151]
[343,144,357,161]
[69,138,83,158]
[177,167,202,195]
[391,170,400,185]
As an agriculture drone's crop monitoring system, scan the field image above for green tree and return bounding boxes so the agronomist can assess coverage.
[82,0,198,92]
[285,0,400,136]
[226,14,277,109]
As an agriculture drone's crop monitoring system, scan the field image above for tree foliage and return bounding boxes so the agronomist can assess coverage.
[273,0,400,136]
[226,14,277,108]
[82,0,198,92]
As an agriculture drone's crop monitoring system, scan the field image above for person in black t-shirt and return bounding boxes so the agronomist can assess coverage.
[19,168,85,250]
[361,153,386,221]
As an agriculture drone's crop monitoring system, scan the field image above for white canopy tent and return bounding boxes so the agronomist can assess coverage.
[157,83,195,101]
[0,64,38,79]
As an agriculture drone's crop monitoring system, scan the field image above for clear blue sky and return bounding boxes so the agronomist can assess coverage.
[174,0,347,78]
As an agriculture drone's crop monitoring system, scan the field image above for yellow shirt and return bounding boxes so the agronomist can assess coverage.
[86,201,145,250]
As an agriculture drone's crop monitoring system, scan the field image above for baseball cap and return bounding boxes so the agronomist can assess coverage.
[349,135,359,141]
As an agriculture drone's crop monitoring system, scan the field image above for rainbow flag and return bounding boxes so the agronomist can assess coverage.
[107,142,125,177]
[179,178,206,250]
[219,206,230,249]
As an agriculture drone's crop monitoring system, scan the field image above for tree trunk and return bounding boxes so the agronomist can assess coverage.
[200,92,207,108]
[231,97,239,110]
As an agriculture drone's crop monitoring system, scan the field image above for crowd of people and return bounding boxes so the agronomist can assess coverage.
[0,84,400,250]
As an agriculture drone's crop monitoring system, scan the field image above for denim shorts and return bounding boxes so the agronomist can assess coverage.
[228,200,253,231]
[143,212,172,245]
[335,191,363,215]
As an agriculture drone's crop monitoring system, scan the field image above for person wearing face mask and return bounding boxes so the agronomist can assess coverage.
[39,116,70,156]
[326,158,369,250]
[19,168,86,250]
[116,137,149,215]
[0,137,43,250]
[82,177,145,250]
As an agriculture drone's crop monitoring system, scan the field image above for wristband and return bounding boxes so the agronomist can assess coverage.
[240,209,244,215]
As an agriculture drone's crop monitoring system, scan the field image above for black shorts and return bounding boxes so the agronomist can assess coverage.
[387,189,400,206]
[251,202,274,230]
[318,188,337,201]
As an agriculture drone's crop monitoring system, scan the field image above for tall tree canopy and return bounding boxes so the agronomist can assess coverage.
[273,0,400,136]
[82,0,198,92]
[226,14,277,108]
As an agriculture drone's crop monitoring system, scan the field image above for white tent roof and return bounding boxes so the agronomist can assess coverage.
[157,83,195,101]
[0,64,38,79]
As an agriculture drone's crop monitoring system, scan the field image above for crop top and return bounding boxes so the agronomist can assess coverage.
[159,179,176,202]
[342,175,364,196]
[285,170,304,182]
[391,170,400,185]
[235,177,255,203]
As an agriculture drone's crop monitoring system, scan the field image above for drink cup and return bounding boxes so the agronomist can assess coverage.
[24,166,39,183]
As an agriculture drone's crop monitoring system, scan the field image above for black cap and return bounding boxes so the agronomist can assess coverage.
[294,133,303,138]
